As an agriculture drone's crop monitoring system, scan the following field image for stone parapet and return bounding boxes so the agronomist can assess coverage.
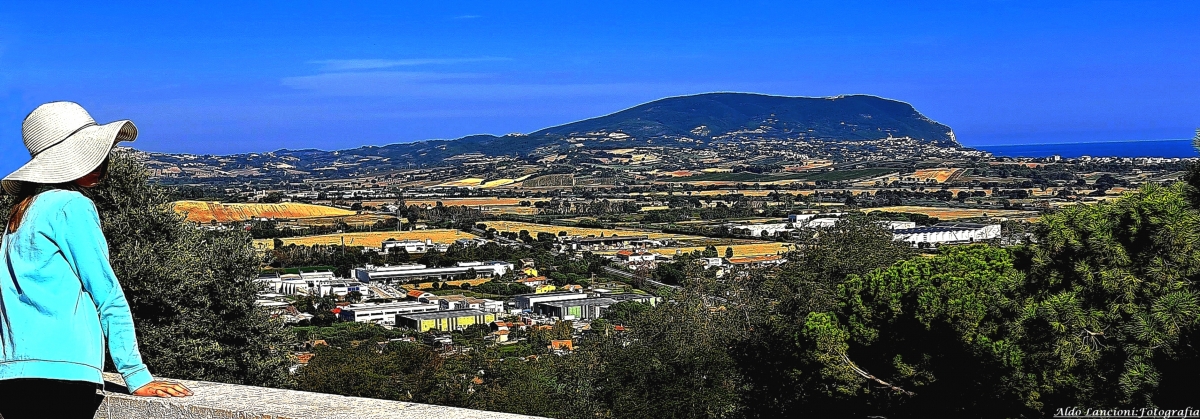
[95,373,542,419]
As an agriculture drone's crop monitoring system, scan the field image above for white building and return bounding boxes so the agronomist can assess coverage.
[616,250,657,264]
[728,222,793,238]
[354,261,515,283]
[338,301,440,324]
[892,223,1001,247]
[381,238,450,254]
[879,220,918,230]
[256,274,307,295]
[315,279,364,297]
[436,294,505,313]
[512,291,594,310]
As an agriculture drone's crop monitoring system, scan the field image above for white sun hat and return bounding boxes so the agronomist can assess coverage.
[2,101,137,195]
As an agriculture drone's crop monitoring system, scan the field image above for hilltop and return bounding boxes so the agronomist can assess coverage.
[533,93,956,145]
[139,92,964,183]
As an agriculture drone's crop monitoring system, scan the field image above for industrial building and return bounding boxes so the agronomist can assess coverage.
[892,222,1001,247]
[511,291,588,310]
[337,301,439,324]
[397,309,497,332]
[353,261,514,283]
[380,238,450,254]
[531,294,660,320]
[256,271,362,297]
[559,235,650,251]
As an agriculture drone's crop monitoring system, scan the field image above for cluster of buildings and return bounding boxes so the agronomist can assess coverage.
[556,235,670,252]
[353,261,515,283]
[257,271,365,298]
[334,288,659,333]
[728,214,1000,248]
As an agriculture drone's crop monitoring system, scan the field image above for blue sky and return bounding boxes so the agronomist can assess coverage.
[2,1,1198,173]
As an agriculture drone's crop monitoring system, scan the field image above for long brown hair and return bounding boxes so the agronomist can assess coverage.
[6,182,38,234]
[5,158,108,233]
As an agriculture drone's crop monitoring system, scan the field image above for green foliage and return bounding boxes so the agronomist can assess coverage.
[570,290,744,419]
[1020,182,1200,408]
[802,245,1032,417]
[88,152,291,387]
[296,342,443,401]
[782,184,1200,416]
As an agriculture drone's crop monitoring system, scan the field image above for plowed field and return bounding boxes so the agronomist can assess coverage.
[173,201,355,223]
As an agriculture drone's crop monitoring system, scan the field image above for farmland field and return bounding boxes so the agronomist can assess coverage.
[868,205,1032,220]
[435,178,485,187]
[669,168,896,183]
[404,197,548,207]
[255,229,477,250]
[481,220,698,240]
[909,168,963,183]
[595,242,793,258]
[797,168,896,182]
[173,201,355,223]
[289,214,397,227]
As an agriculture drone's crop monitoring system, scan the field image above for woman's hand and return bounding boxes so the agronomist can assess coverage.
[132,380,193,397]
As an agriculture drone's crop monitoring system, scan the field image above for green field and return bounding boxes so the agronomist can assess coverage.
[673,168,895,183]
[797,168,895,181]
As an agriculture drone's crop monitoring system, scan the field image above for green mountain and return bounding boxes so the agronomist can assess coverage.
[533,92,957,145]
[142,92,961,178]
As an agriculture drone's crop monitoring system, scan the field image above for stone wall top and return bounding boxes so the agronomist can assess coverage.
[95,373,544,419]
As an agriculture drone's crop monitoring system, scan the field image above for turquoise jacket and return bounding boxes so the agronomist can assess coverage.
[0,189,153,392]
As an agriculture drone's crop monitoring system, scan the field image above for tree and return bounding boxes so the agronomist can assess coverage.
[86,152,292,387]
[570,289,743,418]
[732,215,916,417]
[800,245,1032,417]
[1020,182,1200,408]
[259,192,284,203]
[1184,128,1200,207]
[602,301,650,324]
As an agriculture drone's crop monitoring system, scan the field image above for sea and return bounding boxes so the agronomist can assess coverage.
[971,139,1197,159]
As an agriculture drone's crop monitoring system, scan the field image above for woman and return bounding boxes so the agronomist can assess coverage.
[0,102,192,418]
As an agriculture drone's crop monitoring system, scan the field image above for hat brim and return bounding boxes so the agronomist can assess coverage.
[2,120,136,195]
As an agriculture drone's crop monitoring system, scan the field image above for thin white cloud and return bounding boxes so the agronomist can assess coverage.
[282,70,711,99]
[310,57,509,71]
[282,71,490,91]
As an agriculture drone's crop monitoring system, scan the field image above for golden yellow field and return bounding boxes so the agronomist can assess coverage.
[485,206,541,215]
[482,220,694,240]
[173,201,355,223]
[870,205,1030,220]
[405,197,548,207]
[910,168,963,183]
[435,178,485,187]
[256,229,477,249]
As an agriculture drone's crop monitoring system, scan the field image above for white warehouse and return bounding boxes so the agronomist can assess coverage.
[892,222,1001,247]
[354,261,515,283]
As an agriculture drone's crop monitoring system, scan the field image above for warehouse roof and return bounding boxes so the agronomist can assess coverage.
[398,309,492,321]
